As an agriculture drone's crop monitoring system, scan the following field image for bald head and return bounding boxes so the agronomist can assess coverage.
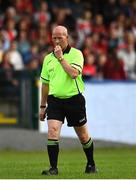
[52,26,69,50]
[52,26,68,37]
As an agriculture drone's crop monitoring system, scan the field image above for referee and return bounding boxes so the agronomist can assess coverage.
[39,25,97,175]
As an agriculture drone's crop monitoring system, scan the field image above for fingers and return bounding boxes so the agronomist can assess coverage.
[54,45,61,52]
[54,45,63,59]
[40,116,45,121]
[39,110,46,121]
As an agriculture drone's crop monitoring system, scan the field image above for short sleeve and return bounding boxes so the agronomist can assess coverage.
[70,50,84,74]
[40,56,49,84]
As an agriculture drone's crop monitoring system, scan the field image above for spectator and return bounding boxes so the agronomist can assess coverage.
[91,32,108,54]
[27,58,40,71]
[96,53,107,80]
[92,14,106,36]
[0,28,10,60]
[103,50,126,80]
[108,22,120,51]
[14,0,33,15]
[117,41,136,80]
[8,40,24,70]
[0,51,19,96]
[24,42,40,68]
[2,6,19,24]
[4,19,17,42]
[83,52,97,79]
[33,1,50,25]
[0,50,13,69]
[81,35,94,57]
[17,30,31,64]
[76,10,92,48]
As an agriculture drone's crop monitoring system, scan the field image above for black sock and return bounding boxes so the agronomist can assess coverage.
[82,138,95,166]
[47,139,59,169]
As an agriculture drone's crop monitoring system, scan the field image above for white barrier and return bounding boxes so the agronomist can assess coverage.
[39,81,136,144]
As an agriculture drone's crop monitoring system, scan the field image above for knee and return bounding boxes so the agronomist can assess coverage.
[79,133,90,143]
[48,126,59,139]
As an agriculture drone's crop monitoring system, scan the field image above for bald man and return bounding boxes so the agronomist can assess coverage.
[39,26,97,175]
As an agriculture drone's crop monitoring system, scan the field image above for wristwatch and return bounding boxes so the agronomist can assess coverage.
[58,56,64,61]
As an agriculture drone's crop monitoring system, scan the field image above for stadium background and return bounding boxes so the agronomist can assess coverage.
[0,0,136,178]
[0,0,136,179]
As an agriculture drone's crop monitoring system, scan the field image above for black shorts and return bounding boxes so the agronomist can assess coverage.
[46,94,87,127]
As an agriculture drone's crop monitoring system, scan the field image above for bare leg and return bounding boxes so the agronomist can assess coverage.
[74,123,90,143]
[47,119,63,139]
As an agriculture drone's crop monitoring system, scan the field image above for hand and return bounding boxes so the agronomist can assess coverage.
[39,108,46,121]
[54,45,63,59]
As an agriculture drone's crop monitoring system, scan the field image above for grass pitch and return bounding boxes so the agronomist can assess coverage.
[0,147,136,179]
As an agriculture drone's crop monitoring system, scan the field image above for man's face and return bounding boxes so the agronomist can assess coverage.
[52,30,68,50]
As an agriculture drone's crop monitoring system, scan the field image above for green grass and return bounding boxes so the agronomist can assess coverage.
[0,147,136,179]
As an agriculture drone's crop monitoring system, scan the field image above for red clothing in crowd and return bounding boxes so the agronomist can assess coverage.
[103,58,126,80]
[83,64,96,78]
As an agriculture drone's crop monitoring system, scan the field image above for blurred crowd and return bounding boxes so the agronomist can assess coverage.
[0,0,136,82]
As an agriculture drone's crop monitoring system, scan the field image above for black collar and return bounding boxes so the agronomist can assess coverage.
[63,44,71,54]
